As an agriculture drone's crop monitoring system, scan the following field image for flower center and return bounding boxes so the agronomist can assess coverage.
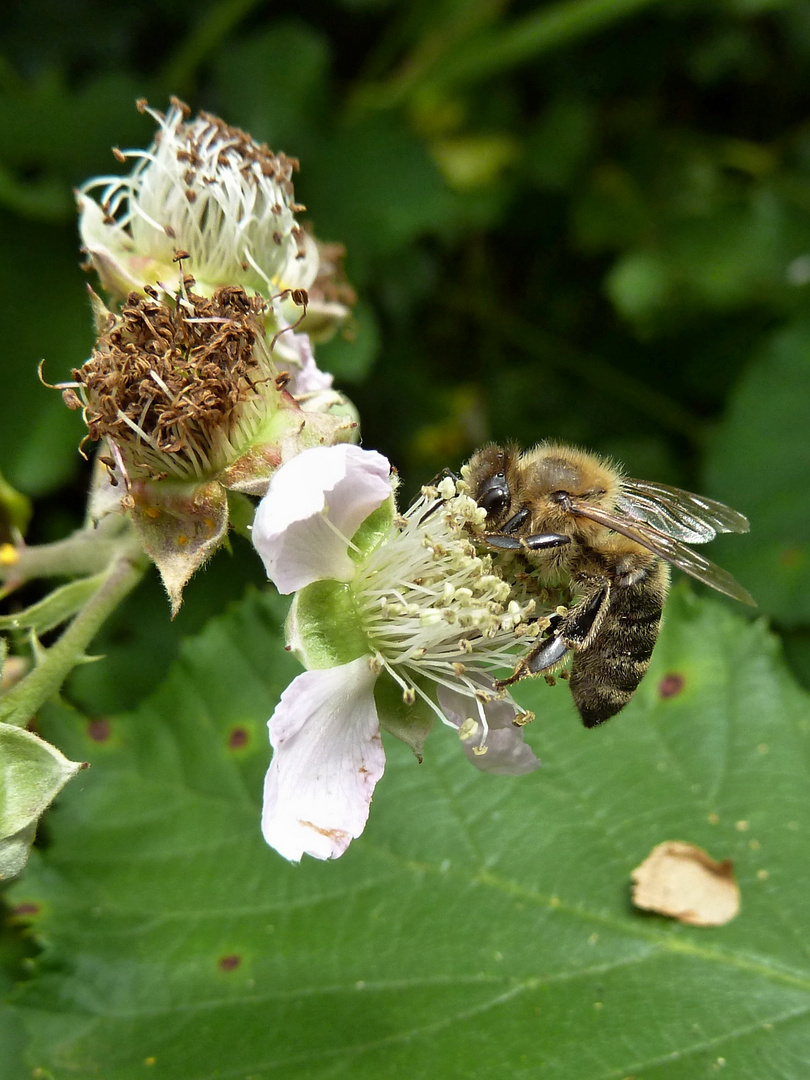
[352,479,543,736]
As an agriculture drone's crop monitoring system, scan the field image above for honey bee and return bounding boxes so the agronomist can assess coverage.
[463,443,754,727]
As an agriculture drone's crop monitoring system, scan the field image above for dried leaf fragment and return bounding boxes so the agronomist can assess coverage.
[631,840,740,927]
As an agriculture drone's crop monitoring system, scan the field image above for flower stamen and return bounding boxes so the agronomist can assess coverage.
[345,480,543,754]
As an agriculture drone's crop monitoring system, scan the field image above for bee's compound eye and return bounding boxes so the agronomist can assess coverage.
[479,472,510,518]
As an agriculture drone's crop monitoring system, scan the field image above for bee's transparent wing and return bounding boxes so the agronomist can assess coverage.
[570,500,756,606]
[617,479,749,544]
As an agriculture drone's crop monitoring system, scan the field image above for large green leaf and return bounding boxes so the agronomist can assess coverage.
[3,586,809,1077]
[706,318,810,626]
[0,927,29,1080]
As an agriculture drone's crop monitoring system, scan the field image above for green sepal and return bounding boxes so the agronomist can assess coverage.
[221,397,360,497]
[350,493,396,561]
[287,580,369,669]
[226,490,257,542]
[375,670,436,761]
[0,722,85,879]
[129,479,229,618]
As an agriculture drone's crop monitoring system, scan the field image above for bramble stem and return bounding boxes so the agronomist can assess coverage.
[0,545,147,727]
[0,519,133,588]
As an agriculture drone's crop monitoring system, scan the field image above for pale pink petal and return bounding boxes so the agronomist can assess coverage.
[437,683,540,776]
[262,658,385,861]
[252,444,391,593]
[282,334,334,396]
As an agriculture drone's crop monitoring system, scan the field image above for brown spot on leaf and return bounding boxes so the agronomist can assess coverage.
[228,726,249,750]
[11,902,40,918]
[658,672,685,699]
[631,840,740,926]
[218,954,241,972]
[87,718,111,742]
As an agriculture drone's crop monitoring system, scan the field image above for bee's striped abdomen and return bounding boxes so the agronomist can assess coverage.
[569,562,669,727]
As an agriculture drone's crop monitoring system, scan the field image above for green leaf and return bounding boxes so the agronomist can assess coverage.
[525,97,595,191]
[353,0,666,108]
[316,299,381,383]
[212,22,331,153]
[706,318,810,625]
[0,574,104,636]
[0,918,34,1080]
[0,723,84,880]
[303,117,457,272]
[5,586,810,1077]
[0,469,32,541]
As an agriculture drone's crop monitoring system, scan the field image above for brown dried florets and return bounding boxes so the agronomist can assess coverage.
[73,286,275,479]
[309,242,358,310]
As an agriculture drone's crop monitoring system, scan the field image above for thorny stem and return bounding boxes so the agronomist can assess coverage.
[0,545,148,727]
[0,520,134,588]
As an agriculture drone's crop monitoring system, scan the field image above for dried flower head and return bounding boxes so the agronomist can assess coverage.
[59,284,356,614]
[72,285,278,482]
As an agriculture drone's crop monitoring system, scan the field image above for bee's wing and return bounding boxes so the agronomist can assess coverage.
[569,500,756,606]
[616,478,750,543]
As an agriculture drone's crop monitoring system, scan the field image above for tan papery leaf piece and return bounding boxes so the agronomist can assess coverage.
[631,840,741,927]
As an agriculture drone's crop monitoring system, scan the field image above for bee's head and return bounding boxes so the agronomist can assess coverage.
[464,444,517,527]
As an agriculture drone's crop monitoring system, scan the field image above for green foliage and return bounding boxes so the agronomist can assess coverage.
[0,722,84,880]
[0,575,105,637]
[707,319,810,627]
[3,0,810,1075]
[3,588,809,1077]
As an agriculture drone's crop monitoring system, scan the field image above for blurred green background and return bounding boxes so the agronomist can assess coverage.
[1,0,809,700]
[3,4,810,1077]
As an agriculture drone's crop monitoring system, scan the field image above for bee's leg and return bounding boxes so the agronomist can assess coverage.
[495,580,610,689]
[555,580,611,649]
[419,467,461,491]
[525,532,572,552]
[483,532,571,552]
[496,633,570,689]
[500,507,530,533]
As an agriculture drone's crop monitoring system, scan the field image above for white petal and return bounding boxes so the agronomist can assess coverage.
[437,683,541,776]
[252,444,391,593]
[77,194,148,297]
[262,658,385,861]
